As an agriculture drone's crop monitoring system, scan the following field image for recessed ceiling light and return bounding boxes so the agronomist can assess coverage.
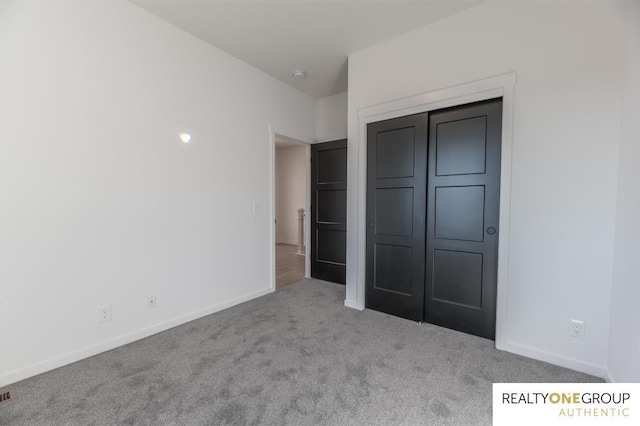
[179,133,191,143]
[292,70,306,79]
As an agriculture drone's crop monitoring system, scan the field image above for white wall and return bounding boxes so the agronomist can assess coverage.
[347,1,627,377]
[608,1,640,383]
[275,145,307,245]
[316,91,348,142]
[0,0,315,387]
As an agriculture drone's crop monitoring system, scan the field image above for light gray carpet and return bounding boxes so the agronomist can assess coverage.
[0,279,601,425]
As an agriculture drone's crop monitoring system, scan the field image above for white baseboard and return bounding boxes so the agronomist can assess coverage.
[604,367,617,383]
[2,288,610,388]
[344,299,364,311]
[276,240,298,245]
[503,341,607,379]
[0,287,274,388]
[338,303,607,379]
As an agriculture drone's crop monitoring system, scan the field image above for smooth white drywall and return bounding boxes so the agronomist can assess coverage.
[608,1,640,383]
[275,145,307,245]
[347,1,626,376]
[316,91,348,142]
[0,0,314,386]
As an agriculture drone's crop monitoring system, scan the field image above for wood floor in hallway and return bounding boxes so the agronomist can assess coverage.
[276,243,305,289]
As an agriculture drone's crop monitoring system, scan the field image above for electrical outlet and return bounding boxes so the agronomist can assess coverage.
[252,201,260,214]
[97,304,111,323]
[146,295,157,309]
[569,319,585,339]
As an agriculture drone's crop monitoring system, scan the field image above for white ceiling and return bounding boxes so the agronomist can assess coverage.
[132,0,482,99]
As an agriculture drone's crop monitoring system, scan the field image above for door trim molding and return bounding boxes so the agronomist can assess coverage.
[349,72,516,351]
[269,124,315,291]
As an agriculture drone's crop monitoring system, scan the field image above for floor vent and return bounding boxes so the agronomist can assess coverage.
[0,389,14,403]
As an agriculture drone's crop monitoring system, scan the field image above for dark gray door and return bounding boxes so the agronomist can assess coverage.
[365,113,428,321]
[425,98,502,339]
[311,140,347,284]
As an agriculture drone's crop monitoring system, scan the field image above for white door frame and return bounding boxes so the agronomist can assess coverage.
[348,72,516,350]
[269,124,314,291]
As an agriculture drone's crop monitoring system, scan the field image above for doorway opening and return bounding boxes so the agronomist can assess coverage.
[273,135,311,289]
[351,72,515,349]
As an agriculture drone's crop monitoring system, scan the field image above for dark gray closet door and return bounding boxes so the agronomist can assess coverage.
[311,139,347,284]
[365,113,428,321]
[425,98,502,339]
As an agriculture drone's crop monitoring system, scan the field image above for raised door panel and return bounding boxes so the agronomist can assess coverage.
[365,113,428,322]
[311,140,347,284]
[425,98,502,340]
